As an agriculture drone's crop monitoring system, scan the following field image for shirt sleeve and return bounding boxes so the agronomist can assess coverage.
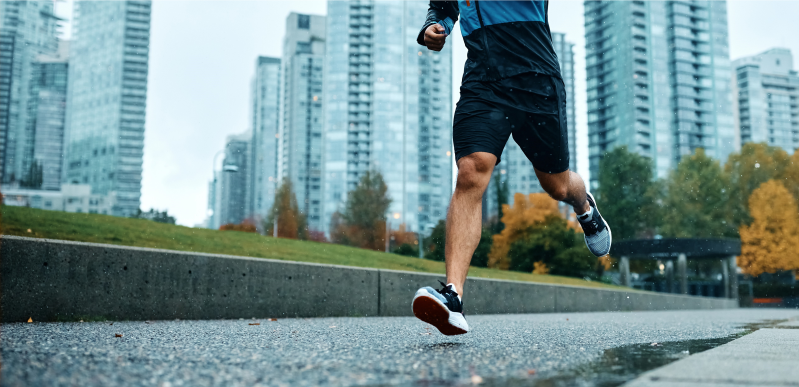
[417,1,460,47]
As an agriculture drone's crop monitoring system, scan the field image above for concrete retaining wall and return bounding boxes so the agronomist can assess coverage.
[0,236,737,322]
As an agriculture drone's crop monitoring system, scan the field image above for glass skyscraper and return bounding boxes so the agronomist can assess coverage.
[585,0,735,188]
[219,132,251,227]
[281,13,326,232]
[248,56,281,221]
[500,32,577,201]
[63,0,151,216]
[733,48,799,154]
[31,42,69,191]
[0,0,61,186]
[323,0,452,235]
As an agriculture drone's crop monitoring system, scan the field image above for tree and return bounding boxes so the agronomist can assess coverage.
[597,146,659,240]
[131,208,176,224]
[470,228,493,267]
[424,220,446,261]
[783,150,799,205]
[488,192,574,270]
[265,179,308,240]
[725,143,792,227]
[330,171,391,250]
[491,172,510,233]
[661,148,736,238]
[738,180,799,276]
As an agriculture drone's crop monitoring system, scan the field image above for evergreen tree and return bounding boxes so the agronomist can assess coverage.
[597,146,659,241]
[331,171,391,250]
[661,148,736,238]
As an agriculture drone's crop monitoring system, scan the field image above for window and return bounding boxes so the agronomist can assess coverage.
[298,14,310,29]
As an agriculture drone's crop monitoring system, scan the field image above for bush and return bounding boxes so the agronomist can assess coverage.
[220,221,257,233]
[549,245,596,278]
[393,243,418,257]
[507,216,576,273]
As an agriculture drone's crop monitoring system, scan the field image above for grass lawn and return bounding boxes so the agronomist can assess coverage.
[1,205,622,289]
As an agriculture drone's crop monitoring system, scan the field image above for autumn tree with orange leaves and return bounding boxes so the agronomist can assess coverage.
[265,179,308,240]
[488,193,581,270]
[738,180,799,276]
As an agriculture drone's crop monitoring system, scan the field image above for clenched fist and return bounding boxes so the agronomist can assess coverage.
[424,24,447,51]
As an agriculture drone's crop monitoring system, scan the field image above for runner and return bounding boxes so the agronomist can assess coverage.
[411,0,612,336]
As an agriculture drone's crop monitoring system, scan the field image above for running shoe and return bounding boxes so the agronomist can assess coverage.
[412,281,469,335]
[578,192,612,257]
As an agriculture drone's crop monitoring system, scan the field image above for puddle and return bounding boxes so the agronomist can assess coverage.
[454,319,791,387]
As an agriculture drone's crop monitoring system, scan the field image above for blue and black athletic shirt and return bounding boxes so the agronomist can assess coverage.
[417,1,561,82]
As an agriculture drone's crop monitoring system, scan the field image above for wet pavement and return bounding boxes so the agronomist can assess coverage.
[2,309,797,386]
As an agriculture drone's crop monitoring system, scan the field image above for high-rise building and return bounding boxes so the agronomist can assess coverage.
[733,48,799,154]
[281,13,326,232]
[585,0,735,188]
[323,0,452,235]
[63,1,151,216]
[217,132,251,227]
[248,56,281,221]
[31,42,69,191]
[501,32,577,201]
[0,1,61,186]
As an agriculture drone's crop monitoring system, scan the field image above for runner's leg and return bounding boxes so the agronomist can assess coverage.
[445,152,496,297]
[535,168,590,215]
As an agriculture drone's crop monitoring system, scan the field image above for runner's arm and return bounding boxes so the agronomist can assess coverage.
[416,1,460,47]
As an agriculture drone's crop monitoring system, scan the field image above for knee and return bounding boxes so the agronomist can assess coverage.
[456,154,494,192]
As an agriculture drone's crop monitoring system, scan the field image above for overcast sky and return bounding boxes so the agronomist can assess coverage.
[55,1,799,226]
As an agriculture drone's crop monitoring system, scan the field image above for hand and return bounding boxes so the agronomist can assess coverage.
[424,24,447,51]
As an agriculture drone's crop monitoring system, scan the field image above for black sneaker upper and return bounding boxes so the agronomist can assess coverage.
[437,281,464,314]
[579,195,607,236]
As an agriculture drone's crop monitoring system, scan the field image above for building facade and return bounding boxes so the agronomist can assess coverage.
[584,0,735,188]
[323,0,452,235]
[2,183,116,215]
[248,56,281,221]
[281,13,326,232]
[0,1,61,186]
[733,48,799,154]
[31,42,69,191]
[217,132,251,227]
[63,0,151,216]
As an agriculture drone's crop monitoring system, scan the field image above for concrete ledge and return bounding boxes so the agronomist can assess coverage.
[0,236,736,322]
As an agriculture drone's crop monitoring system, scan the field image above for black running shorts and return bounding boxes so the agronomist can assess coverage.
[453,72,570,174]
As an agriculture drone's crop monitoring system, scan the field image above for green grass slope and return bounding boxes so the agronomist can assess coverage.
[1,206,621,289]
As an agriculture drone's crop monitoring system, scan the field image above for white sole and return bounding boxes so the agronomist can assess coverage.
[412,288,469,335]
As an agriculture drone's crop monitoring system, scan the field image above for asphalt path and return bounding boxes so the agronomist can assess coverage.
[3,309,797,387]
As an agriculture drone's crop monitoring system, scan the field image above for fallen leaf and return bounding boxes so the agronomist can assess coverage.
[249,323,260,326]
[27,317,33,323]
[268,318,277,322]
[115,334,123,338]
[109,323,113,326]
[527,369,537,375]
[566,318,569,321]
